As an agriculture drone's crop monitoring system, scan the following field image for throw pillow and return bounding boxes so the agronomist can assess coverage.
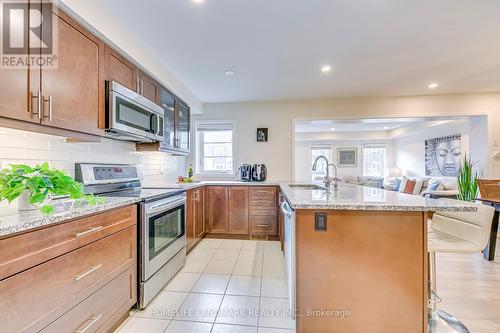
[427,179,445,191]
[398,176,409,192]
[427,180,440,191]
[403,179,416,194]
[412,178,425,195]
[393,178,402,191]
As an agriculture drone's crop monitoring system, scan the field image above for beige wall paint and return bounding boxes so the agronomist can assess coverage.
[195,93,500,180]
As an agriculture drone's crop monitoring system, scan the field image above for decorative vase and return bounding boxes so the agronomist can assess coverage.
[17,191,37,211]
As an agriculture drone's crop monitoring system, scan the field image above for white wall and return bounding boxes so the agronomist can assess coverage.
[195,93,500,180]
[394,121,470,177]
[294,139,395,182]
[469,116,489,177]
[0,128,187,207]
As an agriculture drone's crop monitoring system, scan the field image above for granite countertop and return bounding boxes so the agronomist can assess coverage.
[0,179,478,238]
[0,196,140,238]
[148,180,478,212]
[145,180,280,190]
[279,182,479,212]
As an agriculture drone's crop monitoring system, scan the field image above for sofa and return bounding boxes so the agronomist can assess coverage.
[341,175,385,189]
[384,176,458,198]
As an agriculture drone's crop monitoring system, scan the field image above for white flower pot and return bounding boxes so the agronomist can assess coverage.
[17,191,38,211]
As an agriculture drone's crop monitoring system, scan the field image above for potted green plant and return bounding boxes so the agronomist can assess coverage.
[457,155,479,202]
[0,163,102,214]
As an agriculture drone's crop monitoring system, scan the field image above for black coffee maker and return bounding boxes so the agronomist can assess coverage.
[251,164,267,181]
[239,164,252,182]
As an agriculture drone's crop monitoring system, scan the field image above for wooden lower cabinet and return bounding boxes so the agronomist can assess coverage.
[228,187,249,234]
[40,266,136,333]
[0,205,137,333]
[205,186,277,237]
[295,210,426,333]
[208,186,229,233]
[249,187,278,236]
[186,187,206,252]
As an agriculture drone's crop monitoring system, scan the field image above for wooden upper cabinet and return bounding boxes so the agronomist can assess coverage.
[0,68,36,123]
[0,1,42,124]
[40,9,103,134]
[228,187,249,234]
[208,187,229,233]
[104,45,137,92]
[138,70,160,105]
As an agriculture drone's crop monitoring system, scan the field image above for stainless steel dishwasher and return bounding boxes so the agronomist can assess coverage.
[281,200,296,315]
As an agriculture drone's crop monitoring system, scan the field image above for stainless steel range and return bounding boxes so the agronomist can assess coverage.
[75,163,186,309]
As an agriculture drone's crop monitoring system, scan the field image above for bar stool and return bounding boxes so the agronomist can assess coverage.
[428,203,495,333]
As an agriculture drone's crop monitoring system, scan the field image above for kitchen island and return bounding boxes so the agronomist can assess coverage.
[278,182,477,333]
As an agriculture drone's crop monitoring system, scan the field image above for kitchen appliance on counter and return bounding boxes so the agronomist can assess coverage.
[239,164,252,182]
[281,199,296,316]
[75,163,186,309]
[105,80,165,143]
[252,164,267,181]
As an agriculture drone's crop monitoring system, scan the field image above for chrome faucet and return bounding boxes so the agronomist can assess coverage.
[312,155,339,190]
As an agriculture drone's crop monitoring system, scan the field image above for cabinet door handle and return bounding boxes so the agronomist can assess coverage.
[140,79,144,95]
[75,226,103,238]
[75,264,102,281]
[43,95,53,122]
[30,91,42,119]
[258,224,269,227]
[75,314,102,333]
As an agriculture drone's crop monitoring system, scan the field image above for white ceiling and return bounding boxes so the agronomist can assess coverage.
[66,0,500,103]
[295,120,412,133]
[294,117,470,135]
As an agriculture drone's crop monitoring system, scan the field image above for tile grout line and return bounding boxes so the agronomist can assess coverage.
[210,239,243,332]
[169,240,218,328]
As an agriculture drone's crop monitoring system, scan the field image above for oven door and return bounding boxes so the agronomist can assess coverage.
[142,194,186,281]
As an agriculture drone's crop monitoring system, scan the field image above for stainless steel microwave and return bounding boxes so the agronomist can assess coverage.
[105,80,164,143]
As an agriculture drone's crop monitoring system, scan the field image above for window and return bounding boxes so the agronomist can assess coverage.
[311,147,332,181]
[195,122,233,174]
[362,144,386,177]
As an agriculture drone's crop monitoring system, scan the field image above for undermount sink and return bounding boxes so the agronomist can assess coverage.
[288,184,328,190]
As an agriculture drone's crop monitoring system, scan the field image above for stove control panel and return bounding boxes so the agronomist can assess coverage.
[93,166,138,180]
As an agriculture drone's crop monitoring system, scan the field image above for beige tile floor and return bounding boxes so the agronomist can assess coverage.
[116,239,500,333]
[116,239,295,333]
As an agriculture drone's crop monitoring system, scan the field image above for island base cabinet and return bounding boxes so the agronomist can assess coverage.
[295,210,427,333]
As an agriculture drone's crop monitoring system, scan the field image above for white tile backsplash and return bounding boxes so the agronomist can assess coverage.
[0,127,187,202]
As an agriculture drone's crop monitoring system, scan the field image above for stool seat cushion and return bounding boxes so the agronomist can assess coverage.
[428,225,479,253]
[428,203,495,254]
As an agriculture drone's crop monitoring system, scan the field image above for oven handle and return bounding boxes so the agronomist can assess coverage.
[146,197,186,215]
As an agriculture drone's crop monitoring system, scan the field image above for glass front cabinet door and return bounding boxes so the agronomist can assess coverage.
[160,90,176,150]
[176,102,190,152]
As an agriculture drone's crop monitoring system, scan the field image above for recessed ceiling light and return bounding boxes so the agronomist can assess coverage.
[321,65,332,73]
[330,127,336,131]
[428,83,439,89]
[225,70,235,76]
[384,126,389,130]
[192,0,204,3]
